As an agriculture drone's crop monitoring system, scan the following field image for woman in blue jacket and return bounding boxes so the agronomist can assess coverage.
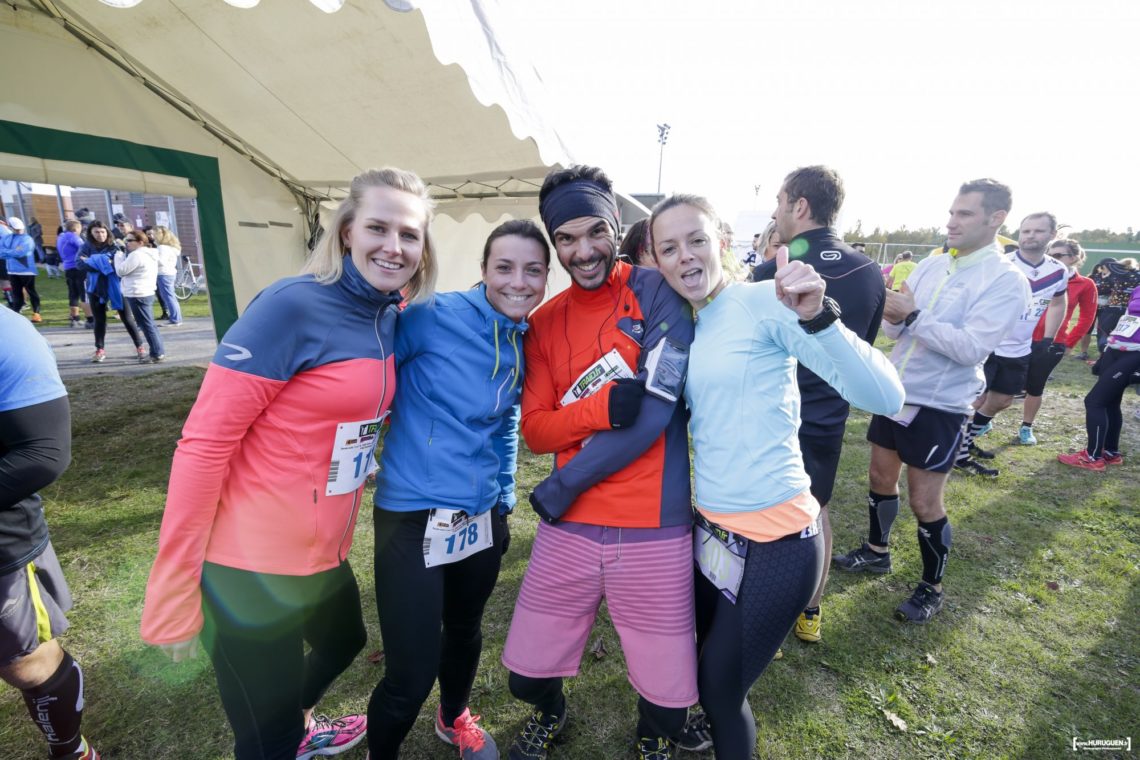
[77,221,145,363]
[367,220,550,760]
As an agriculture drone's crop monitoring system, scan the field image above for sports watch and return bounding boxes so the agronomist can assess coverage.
[798,297,841,335]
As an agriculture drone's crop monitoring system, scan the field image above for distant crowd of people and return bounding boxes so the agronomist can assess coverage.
[3,161,1137,760]
[1,211,185,364]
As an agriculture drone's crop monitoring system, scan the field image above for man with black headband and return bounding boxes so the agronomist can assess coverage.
[501,165,696,760]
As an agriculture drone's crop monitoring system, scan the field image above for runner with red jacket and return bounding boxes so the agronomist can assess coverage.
[502,165,696,760]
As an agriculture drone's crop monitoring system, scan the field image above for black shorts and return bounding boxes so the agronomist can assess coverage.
[1025,339,1065,396]
[0,543,72,665]
[866,407,966,474]
[983,352,1031,396]
[799,430,843,506]
[65,268,87,306]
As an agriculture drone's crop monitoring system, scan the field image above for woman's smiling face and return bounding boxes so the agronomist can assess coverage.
[341,185,427,292]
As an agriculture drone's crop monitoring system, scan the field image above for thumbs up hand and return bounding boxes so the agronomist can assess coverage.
[773,245,826,320]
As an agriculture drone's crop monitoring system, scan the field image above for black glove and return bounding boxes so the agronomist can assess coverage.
[529,490,562,525]
[499,510,511,556]
[1046,340,1067,359]
[608,378,646,430]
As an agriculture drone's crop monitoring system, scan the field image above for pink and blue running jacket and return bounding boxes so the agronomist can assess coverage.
[141,257,401,645]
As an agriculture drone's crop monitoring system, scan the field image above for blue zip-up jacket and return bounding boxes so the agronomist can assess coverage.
[375,285,526,515]
[78,243,127,310]
[0,233,37,275]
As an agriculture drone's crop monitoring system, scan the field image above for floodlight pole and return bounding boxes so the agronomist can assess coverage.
[656,123,671,195]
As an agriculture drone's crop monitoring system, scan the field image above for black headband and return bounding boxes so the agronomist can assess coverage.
[539,179,621,240]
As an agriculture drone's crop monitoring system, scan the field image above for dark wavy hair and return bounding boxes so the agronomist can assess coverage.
[84,221,116,251]
[481,219,551,269]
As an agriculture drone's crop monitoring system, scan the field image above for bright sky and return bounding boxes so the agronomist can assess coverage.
[498,0,1140,237]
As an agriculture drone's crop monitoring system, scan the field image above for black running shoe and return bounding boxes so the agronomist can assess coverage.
[832,542,892,574]
[637,737,674,759]
[968,442,996,460]
[508,705,567,760]
[676,709,712,752]
[895,582,944,623]
[954,457,999,477]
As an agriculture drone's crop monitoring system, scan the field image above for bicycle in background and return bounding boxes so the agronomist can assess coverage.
[174,255,206,301]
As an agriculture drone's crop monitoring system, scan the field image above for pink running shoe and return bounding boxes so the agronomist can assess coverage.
[297,713,367,759]
[435,706,499,759]
[1103,451,1124,466]
[1057,450,1106,472]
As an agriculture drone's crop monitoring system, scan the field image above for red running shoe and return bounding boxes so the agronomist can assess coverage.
[436,706,498,759]
[1057,450,1106,472]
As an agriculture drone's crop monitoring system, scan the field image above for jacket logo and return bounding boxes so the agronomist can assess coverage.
[0,595,22,619]
[820,250,842,261]
[221,342,252,361]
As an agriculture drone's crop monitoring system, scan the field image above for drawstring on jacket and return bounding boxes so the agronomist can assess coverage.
[490,319,522,393]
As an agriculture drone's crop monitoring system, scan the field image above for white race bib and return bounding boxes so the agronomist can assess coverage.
[694,523,746,604]
[560,349,634,407]
[889,404,921,428]
[1111,314,1140,338]
[325,414,387,496]
[422,509,494,568]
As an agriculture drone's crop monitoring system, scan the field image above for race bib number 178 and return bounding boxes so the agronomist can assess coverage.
[422,509,493,568]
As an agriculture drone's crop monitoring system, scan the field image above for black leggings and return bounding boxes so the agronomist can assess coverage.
[695,529,823,760]
[201,561,367,760]
[90,299,142,350]
[65,269,87,307]
[1085,348,1140,458]
[7,274,40,313]
[1097,307,1124,353]
[367,508,506,759]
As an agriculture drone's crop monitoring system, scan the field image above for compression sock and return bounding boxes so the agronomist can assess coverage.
[508,673,566,719]
[636,697,687,741]
[867,491,900,548]
[21,651,85,759]
[957,413,993,463]
[917,517,952,586]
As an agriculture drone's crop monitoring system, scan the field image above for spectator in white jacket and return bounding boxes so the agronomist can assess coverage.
[114,231,166,362]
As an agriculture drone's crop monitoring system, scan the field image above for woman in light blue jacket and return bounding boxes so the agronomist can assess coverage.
[368,219,549,760]
[650,194,904,760]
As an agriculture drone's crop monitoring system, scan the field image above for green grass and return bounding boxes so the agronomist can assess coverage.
[1,354,1137,759]
[16,270,212,326]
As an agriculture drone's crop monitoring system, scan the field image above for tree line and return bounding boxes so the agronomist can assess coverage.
[845,221,1140,247]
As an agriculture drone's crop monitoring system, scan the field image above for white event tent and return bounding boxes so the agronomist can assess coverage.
[0,0,648,336]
